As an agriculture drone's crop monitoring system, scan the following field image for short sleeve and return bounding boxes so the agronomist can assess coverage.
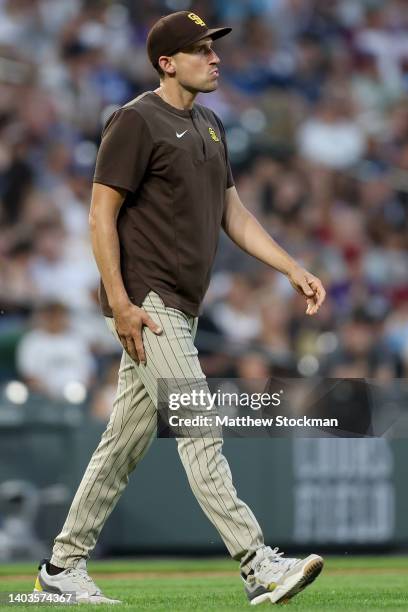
[213,113,234,189]
[93,108,153,193]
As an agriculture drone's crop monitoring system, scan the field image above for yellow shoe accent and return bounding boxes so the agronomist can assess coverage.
[34,577,43,592]
[268,582,277,592]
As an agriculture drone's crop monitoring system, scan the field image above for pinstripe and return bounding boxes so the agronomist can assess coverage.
[148,295,254,553]
[79,404,150,544]
[55,395,154,563]
[145,307,241,549]
[176,342,258,551]
[78,361,136,544]
[52,356,155,565]
[53,319,164,565]
[78,364,148,545]
[91,408,157,536]
[142,333,174,404]
[55,352,133,561]
[75,361,154,545]
[120,351,129,433]
[111,295,242,548]
[154,296,258,550]
[51,291,263,568]
[158,305,244,548]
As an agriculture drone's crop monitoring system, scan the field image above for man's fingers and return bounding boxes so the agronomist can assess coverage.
[119,335,139,362]
[292,272,325,315]
[305,287,318,312]
[315,287,326,308]
[119,336,143,363]
[143,313,162,335]
[133,334,146,364]
[318,285,326,306]
[309,278,326,306]
[316,290,325,308]
[115,308,162,364]
[291,278,313,297]
[304,276,326,312]
[305,294,319,315]
[300,279,315,297]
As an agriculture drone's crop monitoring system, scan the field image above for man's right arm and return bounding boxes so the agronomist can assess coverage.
[89,183,161,363]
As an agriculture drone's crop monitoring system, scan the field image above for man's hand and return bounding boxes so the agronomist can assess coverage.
[112,301,162,364]
[222,189,327,315]
[287,266,326,316]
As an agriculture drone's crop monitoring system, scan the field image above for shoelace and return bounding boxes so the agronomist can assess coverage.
[65,568,101,594]
[255,546,298,574]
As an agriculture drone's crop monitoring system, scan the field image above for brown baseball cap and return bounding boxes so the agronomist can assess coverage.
[146,11,232,68]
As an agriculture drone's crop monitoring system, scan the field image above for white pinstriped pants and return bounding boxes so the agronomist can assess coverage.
[51,291,263,567]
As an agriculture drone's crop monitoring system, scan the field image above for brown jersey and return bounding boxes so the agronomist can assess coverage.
[93,91,234,317]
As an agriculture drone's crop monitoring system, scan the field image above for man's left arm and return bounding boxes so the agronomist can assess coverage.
[222,186,326,315]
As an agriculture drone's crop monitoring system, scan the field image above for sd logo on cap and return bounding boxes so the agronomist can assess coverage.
[188,13,207,27]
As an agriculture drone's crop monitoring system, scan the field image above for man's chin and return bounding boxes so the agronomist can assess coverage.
[199,81,218,93]
[185,80,218,94]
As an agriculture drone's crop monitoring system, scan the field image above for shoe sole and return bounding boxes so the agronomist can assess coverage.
[250,555,324,605]
[33,587,121,605]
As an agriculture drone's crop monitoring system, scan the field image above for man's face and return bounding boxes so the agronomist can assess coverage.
[164,38,221,92]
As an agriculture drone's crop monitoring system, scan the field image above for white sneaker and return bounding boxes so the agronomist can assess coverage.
[242,546,323,605]
[34,558,121,605]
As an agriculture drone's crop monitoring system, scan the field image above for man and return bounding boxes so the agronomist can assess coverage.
[34,11,326,606]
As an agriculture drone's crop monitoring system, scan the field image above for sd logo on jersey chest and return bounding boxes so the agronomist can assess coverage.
[208,127,220,142]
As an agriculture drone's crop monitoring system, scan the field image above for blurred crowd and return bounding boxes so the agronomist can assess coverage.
[0,0,407,420]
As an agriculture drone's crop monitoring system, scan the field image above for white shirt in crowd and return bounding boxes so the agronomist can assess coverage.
[17,329,95,399]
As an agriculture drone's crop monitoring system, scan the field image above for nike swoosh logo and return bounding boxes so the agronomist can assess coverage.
[176,130,188,138]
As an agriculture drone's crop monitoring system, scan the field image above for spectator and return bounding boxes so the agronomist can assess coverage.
[297,86,366,169]
[16,301,95,399]
[29,221,98,310]
[211,275,262,343]
[0,0,405,393]
[324,308,395,379]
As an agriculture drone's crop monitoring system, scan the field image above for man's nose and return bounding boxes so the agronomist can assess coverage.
[210,50,220,64]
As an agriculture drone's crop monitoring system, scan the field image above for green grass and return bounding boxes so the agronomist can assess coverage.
[0,556,407,610]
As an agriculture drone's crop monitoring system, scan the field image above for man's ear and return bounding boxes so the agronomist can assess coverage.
[158,56,176,76]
